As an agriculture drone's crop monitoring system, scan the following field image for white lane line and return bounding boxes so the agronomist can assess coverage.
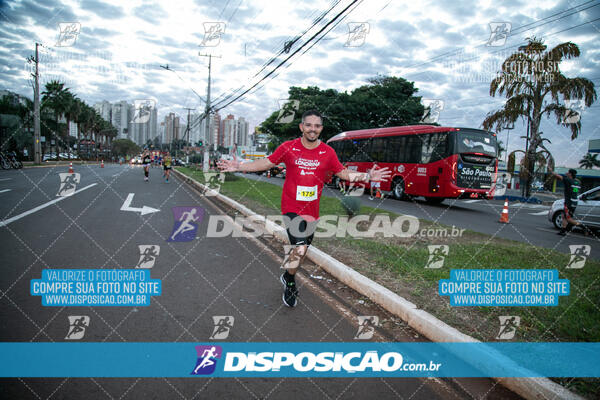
[0,178,12,181]
[529,211,548,216]
[463,199,481,203]
[0,183,97,227]
[0,189,11,194]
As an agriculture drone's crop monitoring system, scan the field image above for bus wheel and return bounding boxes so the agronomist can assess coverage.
[392,178,407,200]
[425,197,445,205]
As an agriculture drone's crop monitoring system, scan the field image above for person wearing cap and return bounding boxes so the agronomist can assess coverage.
[551,168,583,235]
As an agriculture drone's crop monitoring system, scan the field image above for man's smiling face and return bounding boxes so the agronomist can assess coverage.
[300,115,323,143]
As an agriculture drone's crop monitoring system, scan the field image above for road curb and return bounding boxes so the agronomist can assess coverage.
[174,169,583,400]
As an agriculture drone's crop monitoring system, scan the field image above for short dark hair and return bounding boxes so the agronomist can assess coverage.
[302,109,322,123]
[568,168,577,177]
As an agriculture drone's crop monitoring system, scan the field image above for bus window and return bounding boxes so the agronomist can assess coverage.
[341,140,353,162]
[420,134,433,163]
[384,136,403,163]
[350,139,371,162]
[405,136,422,163]
[370,138,386,162]
[456,130,497,157]
[427,132,450,163]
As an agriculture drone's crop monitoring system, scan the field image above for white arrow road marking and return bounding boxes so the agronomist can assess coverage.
[0,189,11,194]
[120,193,160,216]
[0,183,97,227]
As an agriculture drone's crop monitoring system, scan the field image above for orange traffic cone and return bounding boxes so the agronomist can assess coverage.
[499,199,509,223]
[267,170,271,178]
[100,160,104,168]
[375,189,381,198]
[68,162,73,173]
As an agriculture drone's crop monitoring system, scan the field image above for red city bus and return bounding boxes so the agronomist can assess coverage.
[326,125,499,204]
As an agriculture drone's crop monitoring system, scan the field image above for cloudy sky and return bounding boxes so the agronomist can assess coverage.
[0,0,598,167]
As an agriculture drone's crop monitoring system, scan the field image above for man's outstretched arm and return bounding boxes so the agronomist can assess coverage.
[335,164,391,182]
[218,157,275,173]
[551,170,563,181]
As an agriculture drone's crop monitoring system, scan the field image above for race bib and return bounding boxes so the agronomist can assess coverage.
[296,185,318,201]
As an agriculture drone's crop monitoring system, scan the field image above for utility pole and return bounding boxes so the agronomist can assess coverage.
[198,53,220,171]
[28,43,42,164]
[182,107,195,162]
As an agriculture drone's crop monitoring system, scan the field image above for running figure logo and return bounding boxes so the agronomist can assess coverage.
[282,245,305,269]
[420,99,444,124]
[354,316,379,340]
[276,99,300,124]
[65,316,89,340]
[486,22,511,47]
[132,100,155,124]
[136,245,160,268]
[492,172,511,197]
[168,207,204,242]
[57,173,81,197]
[563,99,585,124]
[425,245,449,269]
[344,182,365,197]
[191,345,222,375]
[566,245,590,269]
[209,316,234,339]
[345,22,370,47]
[496,316,520,340]
[200,22,226,47]
[56,22,81,47]
[203,172,225,196]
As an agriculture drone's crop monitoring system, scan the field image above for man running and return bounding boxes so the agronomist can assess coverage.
[163,152,173,183]
[141,149,152,182]
[219,110,390,307]
[551,168,583,235]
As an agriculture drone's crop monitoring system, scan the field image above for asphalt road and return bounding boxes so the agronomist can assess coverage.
[240,172,600,260]
[0,164,520,399]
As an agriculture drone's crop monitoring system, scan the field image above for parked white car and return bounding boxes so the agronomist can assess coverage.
[548,186,600,229]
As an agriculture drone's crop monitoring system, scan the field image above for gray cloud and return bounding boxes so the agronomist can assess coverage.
[79,0,125,19]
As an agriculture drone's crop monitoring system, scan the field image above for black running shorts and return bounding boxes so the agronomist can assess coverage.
[284,212,315,246]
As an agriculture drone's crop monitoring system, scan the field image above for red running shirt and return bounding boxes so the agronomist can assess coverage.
[268,138,344,220]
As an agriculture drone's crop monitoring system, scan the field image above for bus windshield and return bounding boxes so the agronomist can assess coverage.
[455,130,497,157]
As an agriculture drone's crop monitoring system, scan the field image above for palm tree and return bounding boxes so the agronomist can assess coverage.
[483,37,596,197]
[42,80,73,158]
[579,153,599,169]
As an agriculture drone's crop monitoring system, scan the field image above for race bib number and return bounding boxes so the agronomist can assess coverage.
[296,185,318,201]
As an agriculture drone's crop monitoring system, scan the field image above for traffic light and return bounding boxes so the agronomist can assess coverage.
[198,141,203,147]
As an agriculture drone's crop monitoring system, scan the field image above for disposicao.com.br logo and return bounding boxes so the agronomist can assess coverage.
[191,346,441,376]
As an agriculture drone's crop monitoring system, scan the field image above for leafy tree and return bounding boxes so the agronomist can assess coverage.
[482,37,596,197]
[579,153,599,169]
[259,76,425,142]
[42,80,72,157]
[497,140,506,160]
[112,139,140,157]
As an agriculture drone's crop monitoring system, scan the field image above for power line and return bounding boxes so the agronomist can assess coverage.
[246,0,364,97]
[212,0,361,112]
[211,0,343,109]
[401,1,599,73]
[407,16,600,79]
